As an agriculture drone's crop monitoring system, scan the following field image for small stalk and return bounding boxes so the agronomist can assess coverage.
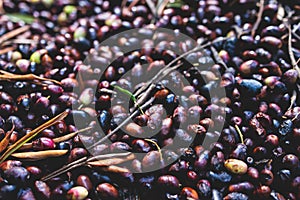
[112,84,145,115]
[234,124,244,144]
[145,139,163,163]
[20,126,92,150]
[251,0,265,37]
[41,152,132,181]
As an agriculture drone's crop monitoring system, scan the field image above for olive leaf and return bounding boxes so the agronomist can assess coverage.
[5,13,35,24]
[11,150,68,161]
[166,0,184,8]
[0,111,69,163]
[111,84,145,115]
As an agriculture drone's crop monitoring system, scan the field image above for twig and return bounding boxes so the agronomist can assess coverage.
[295,58,300,66]
[19,126,93,150]
[2,39,37,46]
[286,23,300,78]
[133,36,235,111]
[210,46,228,70]
[156,0,169,17]
[86,97,155,151]
[41,156,88,181]
[98,88,117,95]
[251,0,265,37]
[0,25,30,45]
[134,36,232,98]
[145,0,157,17]
[41,152,132,181]
[287,90,297,111]
[133,63,183,113]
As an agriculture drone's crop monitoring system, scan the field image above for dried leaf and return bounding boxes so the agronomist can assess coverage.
[87,153,135,166]
[53,126,92,143]
[0,111,68,163]
[0,124,15,153]
[11,150,68,161]
[0,70,62,85]
[0,47,15,55]
[98,165,130,173]
[0,25,30,45]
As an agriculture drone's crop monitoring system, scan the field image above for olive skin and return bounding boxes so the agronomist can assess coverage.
[96,183,119,200]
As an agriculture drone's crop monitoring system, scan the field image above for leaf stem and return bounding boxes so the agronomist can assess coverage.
[234,124,244,144]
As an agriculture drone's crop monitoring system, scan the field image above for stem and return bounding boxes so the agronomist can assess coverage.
[145,139,163,163]
[87,97,154,151]
[234,124,244,144]
[251,0,265,37]
[286,23,300,78]
[41,152,132,181]
[112,84,145,115]
[20,126,94,150]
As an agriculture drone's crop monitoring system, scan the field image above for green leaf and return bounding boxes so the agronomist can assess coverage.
[166,0,184,8]
[112,84,144,115]
[5,13,35,24]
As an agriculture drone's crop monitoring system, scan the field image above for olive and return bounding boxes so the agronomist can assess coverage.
[282,154,299,170]
[255,185,271,198]
[18,188,36,200]
[224,159,248,174]
[0,160,22,171]
[197,179,211,198]
[34,181,51,199]
[180,187,199,200]
[0,183,17,199]
[157,175,180,194]
[4,166,30,185]
[223,192,249,200]
[96,183,119,200]
[228,182,254,194]
[76,175,93,191]
[67,186,88,200]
